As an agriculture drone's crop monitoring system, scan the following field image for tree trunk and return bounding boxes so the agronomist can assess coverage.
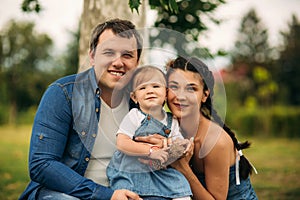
[78,0,147,72]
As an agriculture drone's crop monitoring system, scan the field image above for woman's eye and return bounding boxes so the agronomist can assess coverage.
[168,85,178,90]
[186,86,196,92]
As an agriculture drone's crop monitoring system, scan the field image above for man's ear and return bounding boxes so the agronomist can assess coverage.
[89,50,95,66]
[202,90,210,103]
[130,92,137,104]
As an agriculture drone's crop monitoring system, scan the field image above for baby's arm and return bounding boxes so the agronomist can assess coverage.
[117,133,169,163]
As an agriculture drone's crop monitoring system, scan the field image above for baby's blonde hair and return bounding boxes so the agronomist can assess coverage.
[130,66,166,92]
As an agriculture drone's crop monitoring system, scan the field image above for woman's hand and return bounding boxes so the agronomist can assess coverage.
[170,137,194,171]
[111,189,142,200]
[148,146,169,164]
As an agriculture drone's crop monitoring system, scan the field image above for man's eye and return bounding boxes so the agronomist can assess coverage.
[123,53,133,58]
[103,51,114,56]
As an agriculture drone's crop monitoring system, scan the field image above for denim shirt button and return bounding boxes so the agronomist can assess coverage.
[85,157,90,162]
[81,131,86,136]
[95,108,99,113]
[92,133,97,138]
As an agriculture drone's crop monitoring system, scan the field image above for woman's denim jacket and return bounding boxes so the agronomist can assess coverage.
[19,68,114,200]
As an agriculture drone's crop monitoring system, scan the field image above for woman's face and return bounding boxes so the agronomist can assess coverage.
[167,69,208,120]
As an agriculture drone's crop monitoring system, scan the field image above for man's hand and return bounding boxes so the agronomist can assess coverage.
[111,189,142,200]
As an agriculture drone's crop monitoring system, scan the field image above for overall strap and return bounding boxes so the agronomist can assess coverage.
[164,112,173,137]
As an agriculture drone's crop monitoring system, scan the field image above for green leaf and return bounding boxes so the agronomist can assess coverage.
[128,0,141,14]
[168,0,178,13]
[21,0,41,13]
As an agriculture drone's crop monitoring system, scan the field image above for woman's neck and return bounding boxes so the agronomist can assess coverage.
[179,113,201,139]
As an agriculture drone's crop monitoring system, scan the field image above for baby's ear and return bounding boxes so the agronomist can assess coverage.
[130,92,137,104]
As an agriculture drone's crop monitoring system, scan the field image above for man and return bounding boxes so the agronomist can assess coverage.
[19,18,143,200]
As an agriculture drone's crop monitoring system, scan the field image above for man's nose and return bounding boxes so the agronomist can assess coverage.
[112,56,124,68]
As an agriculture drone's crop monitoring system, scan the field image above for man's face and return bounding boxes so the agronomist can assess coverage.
[90,29,139,92]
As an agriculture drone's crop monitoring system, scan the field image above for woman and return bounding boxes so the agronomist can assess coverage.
[166,56,258,200]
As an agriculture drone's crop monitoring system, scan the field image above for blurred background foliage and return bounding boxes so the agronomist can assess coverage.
[0,0,299,138]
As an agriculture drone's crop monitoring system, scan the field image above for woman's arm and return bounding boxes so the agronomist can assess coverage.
[171,142,214,200]
[202,133,232,200]
[172,134,232,200]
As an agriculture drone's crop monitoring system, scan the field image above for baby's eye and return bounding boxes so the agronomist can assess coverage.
[138,86,146,90]
[153,85,161,88]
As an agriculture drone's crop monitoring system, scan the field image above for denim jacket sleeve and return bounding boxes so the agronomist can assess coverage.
[28,80,114,200]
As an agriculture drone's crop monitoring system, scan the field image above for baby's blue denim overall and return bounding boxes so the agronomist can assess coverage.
[195,165,258,200]
[107,111,192,198]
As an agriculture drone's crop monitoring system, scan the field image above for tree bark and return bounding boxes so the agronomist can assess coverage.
[78,0,146,72]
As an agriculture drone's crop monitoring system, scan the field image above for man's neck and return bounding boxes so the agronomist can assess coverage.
[101,88,124,108]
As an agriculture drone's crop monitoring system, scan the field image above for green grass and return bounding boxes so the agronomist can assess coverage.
[0,126,300,199]
[0,125,31,200]
[245,136,300,199]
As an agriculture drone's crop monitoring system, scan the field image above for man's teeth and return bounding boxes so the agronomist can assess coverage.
[110,71,123,76]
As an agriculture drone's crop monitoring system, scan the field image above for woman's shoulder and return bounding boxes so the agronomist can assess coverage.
[200,121,233,156]
[211,123,232,146]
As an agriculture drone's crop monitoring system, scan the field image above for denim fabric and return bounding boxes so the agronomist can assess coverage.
[19,68,114,200]
[37,188,80,200]
[195,165,258,200]
[107,112,192,198]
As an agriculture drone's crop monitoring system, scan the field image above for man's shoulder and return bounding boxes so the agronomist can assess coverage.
[54,68,94,86]
[55,74,77,85]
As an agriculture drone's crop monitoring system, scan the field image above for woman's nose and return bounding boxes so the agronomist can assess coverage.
[174,90,186,100]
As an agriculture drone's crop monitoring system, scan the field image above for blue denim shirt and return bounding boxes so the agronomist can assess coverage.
[19,68,115,200]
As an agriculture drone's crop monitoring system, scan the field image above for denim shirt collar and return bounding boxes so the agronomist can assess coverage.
[72,67,100,152]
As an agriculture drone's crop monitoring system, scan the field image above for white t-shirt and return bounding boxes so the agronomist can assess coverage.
[84,96,129,186]
[118,108,183,140]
